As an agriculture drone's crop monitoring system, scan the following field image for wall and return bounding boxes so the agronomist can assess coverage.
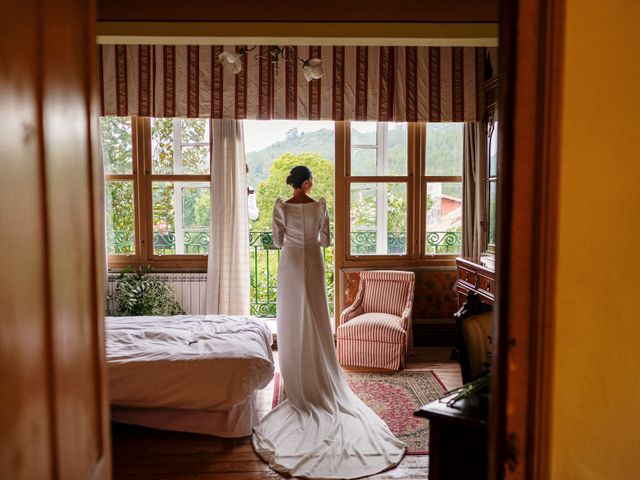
[343,269,458,320]
[550,0,640,478]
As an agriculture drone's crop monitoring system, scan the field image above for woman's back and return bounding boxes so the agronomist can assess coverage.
[272,198,331,249]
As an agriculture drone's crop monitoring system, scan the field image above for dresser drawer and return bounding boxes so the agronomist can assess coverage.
[456,257,496,307]
[477,273,494,296]
[458,266,477,287]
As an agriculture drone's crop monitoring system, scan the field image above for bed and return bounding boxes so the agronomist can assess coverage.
[105,314,274,437]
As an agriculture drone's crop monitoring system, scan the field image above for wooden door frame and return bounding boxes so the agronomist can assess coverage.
[491,0,565,478]
[91,1,566,476]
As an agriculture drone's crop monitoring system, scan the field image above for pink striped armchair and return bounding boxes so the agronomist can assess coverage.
[336,270,416,370]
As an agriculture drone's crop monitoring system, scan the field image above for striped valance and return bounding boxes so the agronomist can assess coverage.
[99,45,497,122]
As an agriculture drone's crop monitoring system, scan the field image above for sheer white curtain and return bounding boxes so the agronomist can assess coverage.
[206,120,250,315]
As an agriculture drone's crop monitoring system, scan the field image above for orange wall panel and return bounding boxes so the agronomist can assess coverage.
[550,0,640,478]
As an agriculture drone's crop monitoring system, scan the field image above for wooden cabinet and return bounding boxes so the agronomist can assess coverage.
[456,257,495,307]
[415,391,489,480]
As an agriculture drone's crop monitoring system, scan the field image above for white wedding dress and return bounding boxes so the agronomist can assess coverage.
[252,198,406,479]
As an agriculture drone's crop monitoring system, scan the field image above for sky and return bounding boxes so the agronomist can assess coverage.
[242,120,334,153]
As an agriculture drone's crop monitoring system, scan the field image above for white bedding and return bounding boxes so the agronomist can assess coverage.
[106,315,274,412]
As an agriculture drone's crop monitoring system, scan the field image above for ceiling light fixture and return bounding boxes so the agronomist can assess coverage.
[218,45,324,81]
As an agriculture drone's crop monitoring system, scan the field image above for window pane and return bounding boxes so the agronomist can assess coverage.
[105,180,135,254]
[488,180,497,245]
[152,182,210,255]
[351,122,407,176]
[181,119,209,144]
[351,122,377,145]
[151,118,211,175]
[151,118,174,174]
[387,123,408,175]
[181,119,210,174]
[350,183,407,255]
[489,121,498,177]
[425,123,464,176]
[351,147,377,176]
[100,117,132,174]
[182,145,210,174]
[426,182,463,254]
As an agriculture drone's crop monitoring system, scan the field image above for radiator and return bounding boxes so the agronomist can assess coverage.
[107,273,208,315]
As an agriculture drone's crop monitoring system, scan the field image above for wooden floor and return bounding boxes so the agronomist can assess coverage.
[111,347,461,480]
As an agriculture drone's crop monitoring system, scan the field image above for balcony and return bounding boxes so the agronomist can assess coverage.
[109,230,461,317]
[250,231,335,317]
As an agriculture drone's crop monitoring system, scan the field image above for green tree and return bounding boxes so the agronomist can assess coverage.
[151,118,174,173]
[252,152,335,232]
[101,117,135,254]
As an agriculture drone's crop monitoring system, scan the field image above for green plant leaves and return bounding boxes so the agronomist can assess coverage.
[108,266,185,316]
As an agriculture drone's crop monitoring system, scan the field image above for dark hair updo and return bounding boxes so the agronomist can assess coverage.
[286,165,313,189]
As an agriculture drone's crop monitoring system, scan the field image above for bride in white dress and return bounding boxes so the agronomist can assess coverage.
[252,166,406,479]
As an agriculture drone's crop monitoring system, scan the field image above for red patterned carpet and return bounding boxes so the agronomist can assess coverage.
[271,370,446,454]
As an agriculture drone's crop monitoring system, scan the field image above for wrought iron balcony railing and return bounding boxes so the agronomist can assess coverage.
[349,230,462,255]
[249,231,335,317]
[425,231,462,254]
[109,229,461,317]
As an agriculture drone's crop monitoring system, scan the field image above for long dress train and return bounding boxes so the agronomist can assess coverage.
[252,198,406,479]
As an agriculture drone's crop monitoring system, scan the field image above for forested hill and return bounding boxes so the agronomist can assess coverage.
[247,128,335,186]
[245,123,462,188]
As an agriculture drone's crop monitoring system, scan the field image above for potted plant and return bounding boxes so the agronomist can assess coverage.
[108,266,185,316]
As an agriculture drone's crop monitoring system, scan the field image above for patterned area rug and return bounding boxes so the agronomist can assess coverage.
[271,370,446,455]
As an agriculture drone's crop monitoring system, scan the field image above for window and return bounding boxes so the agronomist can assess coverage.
[150,119,210,255]
[423,123,464,255]
[102,117,135,256]
[339,121,464,264]
[102,117,210,269]
[103,118,465,271]
[347,122,409,256]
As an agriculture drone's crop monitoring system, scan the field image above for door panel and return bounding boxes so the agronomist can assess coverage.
[41,0,104,476]
[0,1,111,479]
[0,2,54,479]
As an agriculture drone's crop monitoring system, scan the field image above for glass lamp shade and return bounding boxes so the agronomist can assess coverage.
[303,58,324,81]
[218,51,243,74]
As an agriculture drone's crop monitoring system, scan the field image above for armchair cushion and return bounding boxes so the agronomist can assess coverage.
[362,280,410,317]
[360,271,414,317]
[336,313,405,344]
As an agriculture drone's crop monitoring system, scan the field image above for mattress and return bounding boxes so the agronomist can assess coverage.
[105,315,274,412]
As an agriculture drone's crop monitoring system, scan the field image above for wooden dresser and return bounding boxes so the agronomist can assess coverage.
[415,389,489,480]
[456,257,496,307]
